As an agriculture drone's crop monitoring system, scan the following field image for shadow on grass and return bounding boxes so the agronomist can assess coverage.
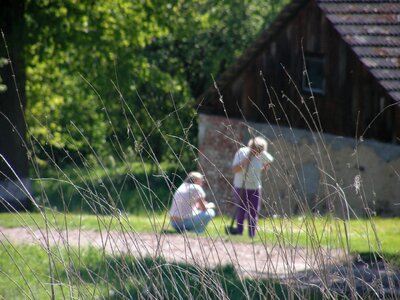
[70,253,323,300]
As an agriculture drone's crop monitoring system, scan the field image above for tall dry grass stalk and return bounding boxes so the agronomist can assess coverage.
[0,39,399,298]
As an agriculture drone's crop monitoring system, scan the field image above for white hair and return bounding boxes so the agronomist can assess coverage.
[248,136,268,151]
[185,171,204,183]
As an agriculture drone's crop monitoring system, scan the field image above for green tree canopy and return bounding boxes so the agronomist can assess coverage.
[24,0,287,165]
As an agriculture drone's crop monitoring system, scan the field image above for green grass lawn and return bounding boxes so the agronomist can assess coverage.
[1,211,399,256]
[0,244,108,299]
[0,243,320,300]
[0,210,324,299]
[0,212,398,299]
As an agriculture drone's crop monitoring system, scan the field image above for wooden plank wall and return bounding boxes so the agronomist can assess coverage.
[206,0,399,143]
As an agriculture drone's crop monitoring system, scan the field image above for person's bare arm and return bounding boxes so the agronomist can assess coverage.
[262,163,271,173]
[195,197,207,211]
[232,151,253,173]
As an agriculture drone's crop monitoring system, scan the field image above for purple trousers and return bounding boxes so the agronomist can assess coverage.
[233,188,260,237]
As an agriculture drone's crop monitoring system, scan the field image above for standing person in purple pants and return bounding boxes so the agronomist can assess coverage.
[230,136,274,238]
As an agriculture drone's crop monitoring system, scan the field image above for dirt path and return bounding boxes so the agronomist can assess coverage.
[2,226,399,297]
[0,226,344,278]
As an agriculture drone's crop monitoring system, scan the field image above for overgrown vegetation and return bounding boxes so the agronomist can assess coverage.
[31,160,187,213]
[0,244,324,299]
[0,0,399,299]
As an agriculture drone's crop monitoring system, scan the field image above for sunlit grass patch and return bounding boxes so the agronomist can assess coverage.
[2,212,399,258]
[0,244,108,299]
[256,216,400,255]
[0,243,321,300]
[0,211,168,233]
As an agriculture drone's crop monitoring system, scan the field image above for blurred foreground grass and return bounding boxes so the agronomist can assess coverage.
[0,243,319,300]
[0,212,398,298]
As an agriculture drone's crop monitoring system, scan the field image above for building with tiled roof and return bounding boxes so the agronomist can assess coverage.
[197,0,400,217]
[199,0,400,143]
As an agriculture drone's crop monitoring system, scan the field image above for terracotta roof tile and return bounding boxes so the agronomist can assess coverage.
[381,80,400,91]
[318,0,400,101]
[325,14,400,25]
[353,47,400,58]
[335,25,400,36]
[343,35,400,47]
[318,3,400,14]
[370,69,400,80]
[361,57,400,69]
[389,91,400,102]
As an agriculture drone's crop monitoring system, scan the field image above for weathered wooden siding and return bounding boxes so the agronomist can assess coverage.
[202,0,399,143]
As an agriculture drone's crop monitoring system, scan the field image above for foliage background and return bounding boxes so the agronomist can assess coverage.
[24,0,288,166]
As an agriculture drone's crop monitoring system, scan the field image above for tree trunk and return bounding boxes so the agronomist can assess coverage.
[0,0,32,211]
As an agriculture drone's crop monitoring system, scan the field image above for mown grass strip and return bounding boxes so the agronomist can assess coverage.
[1,212,399,256]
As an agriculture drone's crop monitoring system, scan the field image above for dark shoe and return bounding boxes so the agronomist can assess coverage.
[225,226,242,235]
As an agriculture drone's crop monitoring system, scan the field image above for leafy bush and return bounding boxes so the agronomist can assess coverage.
[32,161,188,214]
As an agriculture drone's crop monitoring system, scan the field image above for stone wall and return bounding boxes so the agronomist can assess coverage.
[198,113,400,218]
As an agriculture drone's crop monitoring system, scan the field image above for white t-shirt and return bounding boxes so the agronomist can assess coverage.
[169,183,206,219]
[232,147,274,190]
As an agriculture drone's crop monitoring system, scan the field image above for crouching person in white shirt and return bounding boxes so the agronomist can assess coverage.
[170,172,216,233]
